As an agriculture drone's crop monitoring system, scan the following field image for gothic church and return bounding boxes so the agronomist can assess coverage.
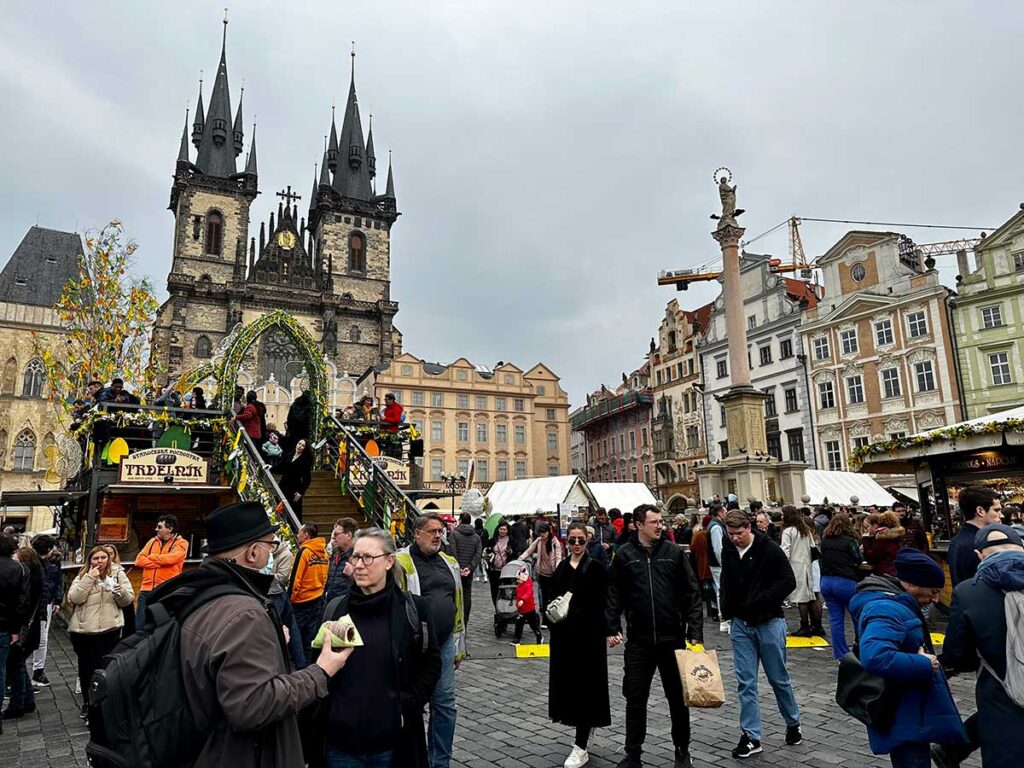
[151,22,402,407]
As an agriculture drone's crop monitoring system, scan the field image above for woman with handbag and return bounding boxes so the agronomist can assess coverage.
[521,522,562,620]
[819,514,863,659]
[848,550,966,767]
[3,546,43,720]
[485,520,517,607]
[67,545,134,720]
[546,521,609,768]
[780,505,824,637]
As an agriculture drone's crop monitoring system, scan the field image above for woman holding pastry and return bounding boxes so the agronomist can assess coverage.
[319,527,441,768]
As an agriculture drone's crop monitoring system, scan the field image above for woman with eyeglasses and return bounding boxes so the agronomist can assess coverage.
[546,521,610,768]
[318,527,441,768]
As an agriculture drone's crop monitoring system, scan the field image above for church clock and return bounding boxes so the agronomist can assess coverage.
[277,231,297,249]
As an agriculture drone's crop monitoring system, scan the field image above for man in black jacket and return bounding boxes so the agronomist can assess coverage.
[719,511,802,759]
[607,504,703,768]
[30,535,61,687]
[450,513,483,626]
[948,486,1003,586]
[0,533,30,735]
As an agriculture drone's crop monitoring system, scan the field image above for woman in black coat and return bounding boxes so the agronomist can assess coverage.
[4,546,42,718]
[546,521,610,767]
[278,439,313,520]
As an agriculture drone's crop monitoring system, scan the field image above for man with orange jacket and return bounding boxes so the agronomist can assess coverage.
[134,514,189,625]
[289,522,330,665]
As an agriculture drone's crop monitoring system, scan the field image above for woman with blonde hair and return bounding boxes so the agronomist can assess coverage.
[781,505,824,637]
[67,545,134,719]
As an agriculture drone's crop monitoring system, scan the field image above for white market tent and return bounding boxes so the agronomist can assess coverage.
[587,482,659,513]
[804,469,897,507]
[485,475,592,519]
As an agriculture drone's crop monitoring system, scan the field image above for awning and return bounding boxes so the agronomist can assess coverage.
[586,482,659,513]
[0,490,87,507]
[803,470,897,507]
[102,484,233,495]
[887,486,921,505]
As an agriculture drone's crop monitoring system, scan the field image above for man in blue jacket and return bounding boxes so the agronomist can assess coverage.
[849,549,967,767]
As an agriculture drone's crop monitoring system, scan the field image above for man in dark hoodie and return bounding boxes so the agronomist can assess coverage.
[719,510,802,759]
[947,486,1003,586]
[940,524,1024,768]
[450,512,483,627]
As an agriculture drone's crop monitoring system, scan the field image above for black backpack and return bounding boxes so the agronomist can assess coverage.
[85,578,249,768]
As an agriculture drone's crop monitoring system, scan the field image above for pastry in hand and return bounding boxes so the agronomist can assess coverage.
[311,615,364,648]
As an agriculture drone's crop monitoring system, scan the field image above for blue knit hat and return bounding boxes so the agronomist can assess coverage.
[894,549,945,589]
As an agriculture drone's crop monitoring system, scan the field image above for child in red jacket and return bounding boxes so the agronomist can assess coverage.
[513,566,543,644]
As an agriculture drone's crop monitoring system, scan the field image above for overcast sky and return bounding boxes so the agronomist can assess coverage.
[1,2,1021,406]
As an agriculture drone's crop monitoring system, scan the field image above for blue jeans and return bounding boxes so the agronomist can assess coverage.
[428,635,457,768]
[889,743,931,768]
[6,647,35,710]
[135,590,150,628]
[271,592,306,669]
[292,599,323,666]
[820,575,857,659]
[325,745,393,768]
[730,616,801,741]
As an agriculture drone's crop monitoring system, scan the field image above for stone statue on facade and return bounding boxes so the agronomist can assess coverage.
[322,312,338,357]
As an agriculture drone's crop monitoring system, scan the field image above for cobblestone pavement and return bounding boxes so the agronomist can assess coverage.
[2,588,982,767]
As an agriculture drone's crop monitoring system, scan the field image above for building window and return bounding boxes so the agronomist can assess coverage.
[813,336,830,360]
[1014,252,1024,272]
[476,460,489,482]
[412,419,424,436]
[411,390,424,406]
[348,232,366,272]
[536,385,546,396]
[21,359,44,398]
[718,440,730,460]
[875,319,894,346]
[786,429,805,462]
[853,436,870,451]
[546,465,558,476]
[631,466,638,482]
[496,423,507,444]
[643,464,651,484]
[495,397,506,411]
[914,361,936,392]
[475,395,487,410]
[981,305,1004,329]
[889,431,907,440]
[195,335,212,358]
[686,425,699,449]
[840,329,859,355]
[457,458,470,477]
[546,408,556,420]
[784,387,798,413]
[882,368,902,399]
[720,405,727,427]
[514,398,525,412]
[457,422,469,442]
[514,424,526,445]
[456,369,468,381]
[818,380,836,409]
[497,460,508,481]
[13,429,35,471]
[457,394,469,409]
[779,338,793,359]
[851,263,866,282]
[716,359,727,379]
[430,391,444,407]
[759,346,773,366]
[907,311,928,339]
[990,352,1013,385]
[824,440,842,471]
[764,390,777,417]
[476,423,488,442]
[656,370,663,386]
[641,427,648,447]
[204,211,223,255]
[1,357,16,394]
[430,458,443,481]
[846,375,865,405]
[668,331,677,351]
[618,434,625,453]
[629,431,636,451]
[515,460,527,479]
[747,315,756,330]
[546,431,558,453]
[767,434,782,460]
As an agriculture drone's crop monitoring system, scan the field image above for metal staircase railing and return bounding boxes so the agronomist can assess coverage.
[320,414,421,544]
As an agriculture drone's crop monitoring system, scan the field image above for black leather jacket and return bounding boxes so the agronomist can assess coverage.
[606,534,703,645]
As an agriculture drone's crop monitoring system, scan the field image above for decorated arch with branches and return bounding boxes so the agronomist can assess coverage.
[175,310,330,441]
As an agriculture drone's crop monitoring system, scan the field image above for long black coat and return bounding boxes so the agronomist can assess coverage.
[943,571,1024,768]
[547,553,611,728]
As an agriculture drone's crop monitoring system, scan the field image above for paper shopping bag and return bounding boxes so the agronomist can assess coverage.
[675,648,726,708]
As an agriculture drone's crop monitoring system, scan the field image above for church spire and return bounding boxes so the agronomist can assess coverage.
[366,114,376,181]
[194,15,237,177]
[244,122,258,176]
[310,163,320,209]
[327,105,338,172]
[178,108,191,164]
[332,45,373,200]
[191,74,205,149]
[232,83,245,158]
[384,151,396,199]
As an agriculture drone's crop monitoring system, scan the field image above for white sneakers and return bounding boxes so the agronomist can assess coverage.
[719,620,731,634]
[564,745,589,768]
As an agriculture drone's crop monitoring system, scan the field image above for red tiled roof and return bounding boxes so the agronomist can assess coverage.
[784,279,821,308]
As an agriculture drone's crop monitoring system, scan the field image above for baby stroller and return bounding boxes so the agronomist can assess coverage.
[493,559,530,637]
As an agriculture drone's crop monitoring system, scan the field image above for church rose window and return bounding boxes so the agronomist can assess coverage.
[205,211,224,256]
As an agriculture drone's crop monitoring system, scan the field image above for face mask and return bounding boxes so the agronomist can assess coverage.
[259,550,275,576]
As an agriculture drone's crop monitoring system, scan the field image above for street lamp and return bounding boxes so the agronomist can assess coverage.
[440,473,466,517]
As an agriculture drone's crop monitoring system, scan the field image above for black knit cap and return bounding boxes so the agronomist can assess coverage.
[205,501,276,554]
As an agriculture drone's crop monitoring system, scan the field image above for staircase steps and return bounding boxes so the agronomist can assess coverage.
[300,470,366,532]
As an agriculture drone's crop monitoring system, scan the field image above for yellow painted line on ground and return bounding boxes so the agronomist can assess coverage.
[786,635,830,649]
[514,643,550,658]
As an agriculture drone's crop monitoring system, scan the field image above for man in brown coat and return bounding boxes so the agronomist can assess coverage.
[179,501,353,766]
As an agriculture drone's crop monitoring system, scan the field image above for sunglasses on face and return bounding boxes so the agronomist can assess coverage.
[567,537,586,545]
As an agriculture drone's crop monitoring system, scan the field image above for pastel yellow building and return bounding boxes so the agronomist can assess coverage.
[359,354,571,491]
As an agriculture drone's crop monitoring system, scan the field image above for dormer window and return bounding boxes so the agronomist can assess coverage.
[14,278,26,286]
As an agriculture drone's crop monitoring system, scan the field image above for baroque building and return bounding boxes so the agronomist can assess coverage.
[151,26,401,402]
[0,226,81,532]
[360,355,571,489]
[649,299,711,510]
[800,231,961,472]
[952,205,1024,417]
